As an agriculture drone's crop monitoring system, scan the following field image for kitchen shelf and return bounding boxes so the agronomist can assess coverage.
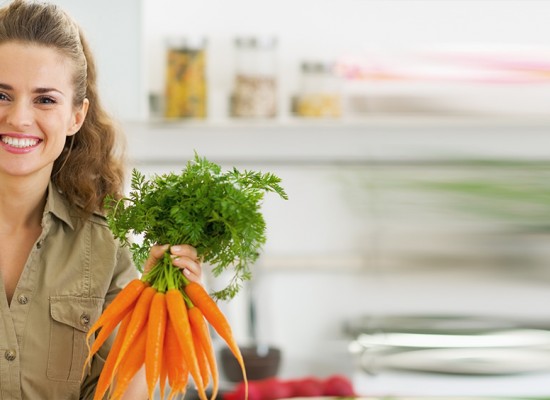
[134,113,550,129]
[123,114,550,166]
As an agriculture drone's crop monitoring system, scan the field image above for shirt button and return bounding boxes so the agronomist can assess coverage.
[80,313,90,326]
[5,350,16,361]
[17,295,28,305]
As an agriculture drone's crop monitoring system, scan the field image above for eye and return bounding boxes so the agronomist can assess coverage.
[36,96,57,105]
[0,92,10,101]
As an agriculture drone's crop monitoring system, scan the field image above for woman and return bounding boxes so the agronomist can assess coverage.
[0,1,201,398]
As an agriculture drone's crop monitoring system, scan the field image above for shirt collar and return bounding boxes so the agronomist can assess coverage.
[44,181,75,230]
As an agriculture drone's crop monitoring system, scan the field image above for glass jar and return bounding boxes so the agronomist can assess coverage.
[296,61,342,118]
[231,36,278,118]
[164,37,207,119]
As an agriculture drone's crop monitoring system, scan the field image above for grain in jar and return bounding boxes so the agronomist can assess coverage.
[164,37,207,119]
[231,36,278,118]
[296,61,342,118]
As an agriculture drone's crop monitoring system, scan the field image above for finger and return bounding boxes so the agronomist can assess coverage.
[151,244,170,259]
[171,256,202,283]
[143,244,169,273]
[170,244,198,260]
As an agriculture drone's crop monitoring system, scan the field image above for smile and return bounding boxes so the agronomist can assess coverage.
[1,135,41,148]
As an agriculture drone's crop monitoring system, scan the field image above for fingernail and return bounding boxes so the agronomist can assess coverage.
[171,245,182,252]
[184,268,190,276]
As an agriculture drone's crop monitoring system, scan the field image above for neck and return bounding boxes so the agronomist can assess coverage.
[0,177,49,232]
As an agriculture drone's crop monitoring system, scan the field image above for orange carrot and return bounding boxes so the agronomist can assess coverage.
[92,312,133,400]
[165,288,207,400]
[83,310,125,376]
[109,326,148,400]
[193,332,210,389]
[86,279,147,344]
[145,291,167,400]
[165,317,189,400]
[184,281,247,388]
[114,285,156,372]
[188,305,219,400]
[159,353,168,400]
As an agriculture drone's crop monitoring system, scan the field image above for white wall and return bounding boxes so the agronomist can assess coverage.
[43,0,145,120]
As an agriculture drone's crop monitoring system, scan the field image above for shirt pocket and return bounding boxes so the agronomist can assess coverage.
[47,296,104,382]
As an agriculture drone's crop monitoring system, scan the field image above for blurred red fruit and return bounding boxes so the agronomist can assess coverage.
[288,376,324,397]
[322,374,355,396]
[257,378,293,400]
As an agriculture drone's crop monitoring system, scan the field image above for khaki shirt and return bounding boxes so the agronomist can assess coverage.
[0,183,138,400]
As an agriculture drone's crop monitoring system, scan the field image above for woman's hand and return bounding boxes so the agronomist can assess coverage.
[143,244,202,283]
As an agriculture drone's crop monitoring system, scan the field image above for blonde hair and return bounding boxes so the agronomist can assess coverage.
[0,0,126,215]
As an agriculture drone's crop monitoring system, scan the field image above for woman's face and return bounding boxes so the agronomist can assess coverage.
[0,42,88,181]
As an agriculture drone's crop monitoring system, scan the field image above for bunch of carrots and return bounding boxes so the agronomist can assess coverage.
[84,155,287,399]
[84,255,247,400]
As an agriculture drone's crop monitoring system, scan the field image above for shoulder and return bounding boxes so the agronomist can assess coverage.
[82,211,124,251]
[47,183,111,230]
[65,209,112,237]
[87,210,110,228]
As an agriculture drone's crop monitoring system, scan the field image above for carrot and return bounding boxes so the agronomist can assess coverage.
[114,285,156,372]
[193,332,210,389]
[145,291,167,400]
[184,281,247,388]
[165,317,189,400]
[159,354,168,400]
[86,278,147,344]
[188,305,219,400]
[165,288,207,400]
[92,312,133,400]
[109,325,148,400]
[83,310,125,377]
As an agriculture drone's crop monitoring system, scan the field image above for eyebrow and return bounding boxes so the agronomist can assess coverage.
[0,82,65,96]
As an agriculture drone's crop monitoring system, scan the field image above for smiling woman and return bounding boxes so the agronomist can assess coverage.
[0,1,118,215]
[0,1,201,400]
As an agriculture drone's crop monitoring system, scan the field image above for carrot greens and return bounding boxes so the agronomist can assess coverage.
[105,152,287,300]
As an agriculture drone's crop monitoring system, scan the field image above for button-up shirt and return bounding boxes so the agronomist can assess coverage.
[0,183,138,399]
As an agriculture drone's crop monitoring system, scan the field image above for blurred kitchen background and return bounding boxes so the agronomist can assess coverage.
[53,0,550,397]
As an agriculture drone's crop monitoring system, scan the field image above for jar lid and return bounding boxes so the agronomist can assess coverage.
[234,37,255,48]
[255,36,278,49]
[165,36,207,50]
[235,36,277,49]
[301,61,333,74]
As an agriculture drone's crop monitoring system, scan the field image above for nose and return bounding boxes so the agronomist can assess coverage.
[5,100,34,129]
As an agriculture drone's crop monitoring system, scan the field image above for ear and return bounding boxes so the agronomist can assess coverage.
[68,98,90,136]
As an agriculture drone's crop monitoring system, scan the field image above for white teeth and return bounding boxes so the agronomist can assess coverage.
[1,136,39,148]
